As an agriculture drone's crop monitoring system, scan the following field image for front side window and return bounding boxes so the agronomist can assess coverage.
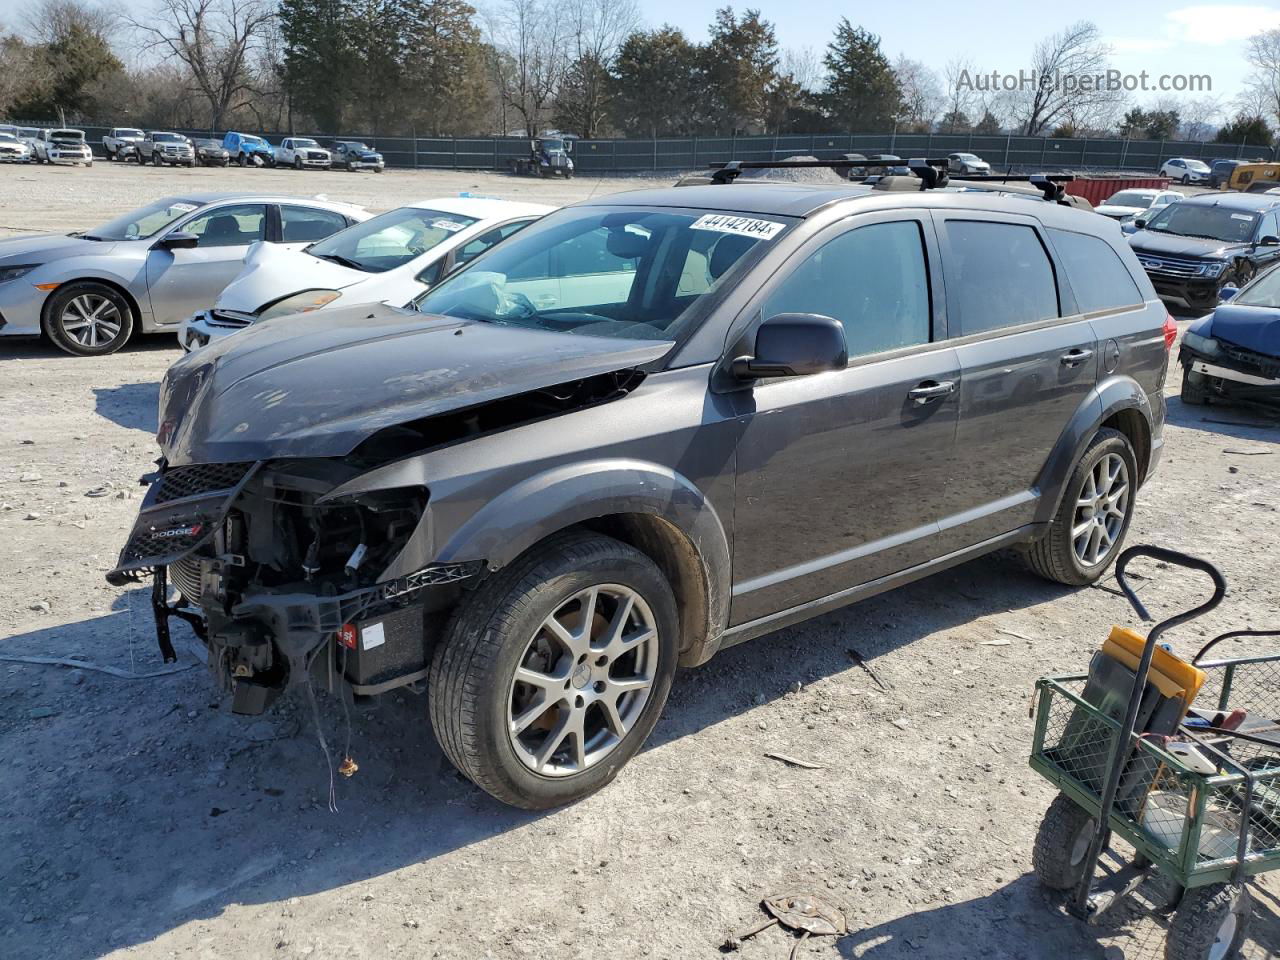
[415,206,788,339]
[181,204,267,248]
[308,207,480,273]
[1143,203,1260,244]
[280,205,349,243]
[453,220,534,267]
[1049,229,1142,313]
[945,220,1059,335]
[86,197,204,241]
[763,220,931,358]
[1236,264,1280,307]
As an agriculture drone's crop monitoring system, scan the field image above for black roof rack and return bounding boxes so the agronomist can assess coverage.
[705,159,1076,204]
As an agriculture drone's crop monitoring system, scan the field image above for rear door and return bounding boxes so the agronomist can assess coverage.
[728,213,960,625]
[277,204,353,250]
[930,213,1101,551]
[145,203,269,326]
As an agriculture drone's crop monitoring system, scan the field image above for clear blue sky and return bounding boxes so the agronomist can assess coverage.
[637,0,1280,107]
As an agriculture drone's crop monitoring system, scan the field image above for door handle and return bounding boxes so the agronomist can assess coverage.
[908,380,957,405]
[1060,348,1094,366]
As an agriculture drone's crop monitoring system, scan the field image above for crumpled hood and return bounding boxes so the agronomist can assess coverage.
[158,303,673,464]
[0,233,117,263]
[215,242,368,314]
[1206,303,1280,357]
[1128,231,1247,260]
[1095,204,1143,219]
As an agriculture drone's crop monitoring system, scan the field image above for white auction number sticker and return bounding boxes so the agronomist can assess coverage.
[691,214,785,240]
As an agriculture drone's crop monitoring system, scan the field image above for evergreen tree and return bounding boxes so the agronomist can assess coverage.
[701,7,779,134]
[819,20,898,132]
[608,26,700,137]
[1215,113,1274,147]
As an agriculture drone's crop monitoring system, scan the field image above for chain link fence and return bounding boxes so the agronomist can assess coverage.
[14,122,1278,174]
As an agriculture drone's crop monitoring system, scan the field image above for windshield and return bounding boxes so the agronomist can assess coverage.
[195,139,218,148]
[307,206,480,273]
[953,154,978,161]
[1237,265,1280,307]
[116,129,143,138]
[19,128,38,137]
[413,206,788,340]
[241,135,266,146]
[293,139,320,148]
[85,197,202,241]
[53,130,84,140]
[1107,191,1155,208]
[153,133,184,143]
[1142,203,1259,243]
[345,142,370,151]
[0,134,18,143]
[1185,160,1211,172]
[539,139,566,152]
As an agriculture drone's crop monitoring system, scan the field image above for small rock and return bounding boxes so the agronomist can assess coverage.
[24,512,41,521]
[891,717,911,731]
[115,491,128,500]
[58,480,69,488]
[19,472,42,482]
[29,601,51,613]
[85,487,111,498]
[1228,466,1239,475]
[19,439,34,445]
[789,680,802,694]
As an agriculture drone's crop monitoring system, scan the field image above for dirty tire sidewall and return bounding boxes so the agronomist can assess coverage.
[429,532,679,810]
[1165,883,1250,960]
[1027,427,1138,586]
[1032,793,1096,891]
[44,281,135,356]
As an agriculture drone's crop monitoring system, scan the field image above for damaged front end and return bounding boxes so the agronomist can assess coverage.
[109,457,480,714]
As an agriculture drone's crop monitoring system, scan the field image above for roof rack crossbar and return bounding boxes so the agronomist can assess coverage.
[705,158,1075,198]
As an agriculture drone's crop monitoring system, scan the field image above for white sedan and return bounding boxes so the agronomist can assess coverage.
[178,196,553,351]
[1094,188,1181,223]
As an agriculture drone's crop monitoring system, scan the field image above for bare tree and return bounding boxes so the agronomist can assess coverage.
[552,0,637,136]
[782,46,822,94]
[1244,27,1280,129]
[126,0,274,130]
[939,57,976,132]
[21,0,116,45]
[487,0,567,136]
[893,54,942,131]
[1012,21,1121,136]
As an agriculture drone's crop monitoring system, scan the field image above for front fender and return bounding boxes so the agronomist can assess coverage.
[434,458,733,654]
[1033,375,1154,525]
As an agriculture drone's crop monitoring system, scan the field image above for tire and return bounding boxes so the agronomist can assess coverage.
[429,531,680,810]
[1181,174,1191,185]
[1181,364,1209,405]
[294,156,302,170]
[1032,793,1097,891]
[106,146,115,161]
[1027,427,1138,586]
[374,166,383,173]
[43,281,135,356]
[238,152,247,167]
[1165,884,1250,960]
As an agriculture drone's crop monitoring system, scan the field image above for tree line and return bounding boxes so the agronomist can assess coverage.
[2,0,1278,148]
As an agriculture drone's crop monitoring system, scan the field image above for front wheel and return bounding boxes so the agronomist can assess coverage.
[43,281,135,356]
[1181,174,1191,185]
[429,532,679,809]
[1027,427,1138,585]
[238,152,247,167]
[1166,884,1250,960]
[293,156,302,170]
[1181,364,1209,405]
[1032,793,1096,890]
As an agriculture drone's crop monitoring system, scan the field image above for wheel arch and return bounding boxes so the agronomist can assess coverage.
[39,276,144,337]
[431,459,732,667]
[1033,375,1154,526]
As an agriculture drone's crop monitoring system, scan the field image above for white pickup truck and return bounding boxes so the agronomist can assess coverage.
[33,129,93,165]
[272,137,331,170]
[103,127,145,161]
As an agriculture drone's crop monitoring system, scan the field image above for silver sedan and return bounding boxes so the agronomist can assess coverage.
[0,192,369,356]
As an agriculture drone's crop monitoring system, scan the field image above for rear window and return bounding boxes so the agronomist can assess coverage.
[1048,229,1143,313]
[944,221,1059,335]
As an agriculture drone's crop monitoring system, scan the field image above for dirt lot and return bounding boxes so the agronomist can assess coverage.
[0,163,1277,960]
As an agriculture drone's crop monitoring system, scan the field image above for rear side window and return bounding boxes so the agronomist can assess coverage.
[280,205,349,243]
[763,220,931,359]
[1048,229,1143,313]
[944,221,1058,335]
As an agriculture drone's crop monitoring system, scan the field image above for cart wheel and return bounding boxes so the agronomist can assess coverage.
[1032,793,1097,890]
[1165,884,1250,960]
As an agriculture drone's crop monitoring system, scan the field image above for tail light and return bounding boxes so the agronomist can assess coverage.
[1162,312,1178,351]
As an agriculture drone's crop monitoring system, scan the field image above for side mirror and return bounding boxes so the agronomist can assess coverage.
[1258,235,1280,246]
[1134,218,1147,229]
[732,313,847,379]
[159,231,199,250]
[1218,285,1239,302]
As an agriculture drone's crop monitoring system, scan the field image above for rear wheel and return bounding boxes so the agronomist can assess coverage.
[1027,427,1137,586]
[429,532,679,809]
[1032,793,1096,891]
[1166,884,1250,960]
[43,281,135,356]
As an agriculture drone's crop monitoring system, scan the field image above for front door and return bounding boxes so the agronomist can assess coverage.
[729,215,960,626]
[145,203,269,326]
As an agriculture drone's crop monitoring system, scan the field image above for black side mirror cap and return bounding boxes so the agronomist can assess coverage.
[732,313,848,379]
[160,231,199,250]
[1259,235,1280,246]
[1133,218,1147,229]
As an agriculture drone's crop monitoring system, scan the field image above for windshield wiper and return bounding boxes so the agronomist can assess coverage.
[314,253,367,271]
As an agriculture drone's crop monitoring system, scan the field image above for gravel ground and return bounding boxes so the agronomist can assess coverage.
[0,163,1277,960]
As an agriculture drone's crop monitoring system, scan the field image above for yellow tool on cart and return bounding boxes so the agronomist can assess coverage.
[1029,546,1280,960]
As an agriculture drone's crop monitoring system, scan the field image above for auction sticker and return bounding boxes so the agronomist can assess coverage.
[431,219,468,232]
[170,203,198,213]
[691,214,785,239]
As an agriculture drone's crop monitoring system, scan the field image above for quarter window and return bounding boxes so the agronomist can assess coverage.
[181,204,267,248]
[944,220,1059,335]
[762,221,931,359]
[1048,229,1142,313]
[280,205,349,243]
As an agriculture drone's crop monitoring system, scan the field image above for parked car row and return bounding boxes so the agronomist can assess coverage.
[95,165,1180,811]
[0,125,93,165]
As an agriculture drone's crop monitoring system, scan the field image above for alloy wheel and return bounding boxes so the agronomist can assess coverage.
[1071,452,1129,566]
[507,584,659,777]
[60,294,123,348]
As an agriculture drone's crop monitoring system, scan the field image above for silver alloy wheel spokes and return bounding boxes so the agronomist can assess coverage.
[61,294,122,348]
[1071,452,1130,566]
[508,584,658,777]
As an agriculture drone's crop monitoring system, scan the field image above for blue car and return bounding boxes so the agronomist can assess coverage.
[1179,265,1280,407]
[222,131,274,167]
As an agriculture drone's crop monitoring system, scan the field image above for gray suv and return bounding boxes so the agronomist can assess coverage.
[110,178,1172,809]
